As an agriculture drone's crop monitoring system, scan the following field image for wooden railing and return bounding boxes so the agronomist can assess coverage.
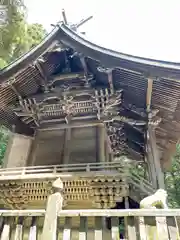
[0,162,125,177]
[0,161,155,197]
[129,171,155,195]
[0,209,179,239]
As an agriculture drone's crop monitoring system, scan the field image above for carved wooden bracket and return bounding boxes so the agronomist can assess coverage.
[0,176,129,210]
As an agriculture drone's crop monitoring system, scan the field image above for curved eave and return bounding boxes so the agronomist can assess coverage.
[1,22,180,83]
[0,26,61,82]
[58,23,180,78]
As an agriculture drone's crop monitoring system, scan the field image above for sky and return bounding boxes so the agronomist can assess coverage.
[24,0,180,62]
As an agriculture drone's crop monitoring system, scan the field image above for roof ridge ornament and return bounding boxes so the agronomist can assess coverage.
[61,8,93,34]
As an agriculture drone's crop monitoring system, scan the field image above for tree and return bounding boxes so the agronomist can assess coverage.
[0,0,26,61]
[0,0,47,66]
[0,126,9,166]
[0,0,47,164]
[165,145,180,208]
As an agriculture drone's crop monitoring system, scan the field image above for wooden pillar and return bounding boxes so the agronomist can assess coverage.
[63,128,71,165]
[148,126,165,189]
[146,137,158,189]
[27,130,38,166]
[42,178,63,240]
[146,77,164,189]
[105,141,109,162]
[98,125,105,162]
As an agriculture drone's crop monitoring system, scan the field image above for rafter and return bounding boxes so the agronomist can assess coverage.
[35,61,49,92]
[3,78,23,101]
[146,77,153,112]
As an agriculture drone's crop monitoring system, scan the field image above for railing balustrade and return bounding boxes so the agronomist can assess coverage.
[0,162,126,177]
[0,161,155,197]
[0,209,179,239]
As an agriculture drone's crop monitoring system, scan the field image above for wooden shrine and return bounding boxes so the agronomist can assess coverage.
[0,10,180,238]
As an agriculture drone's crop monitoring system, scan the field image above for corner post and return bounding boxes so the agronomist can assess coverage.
[146,77,164,189]
[41,178,63,240]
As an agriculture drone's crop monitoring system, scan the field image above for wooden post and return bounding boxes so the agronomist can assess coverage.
[146,77,164,189]
[1,217,11,240]
[146,136,158,189]
[98,126,105,163]
[27,131,38,166]
[148,126,165,189]
[124,197,129,239]
[41,178,63,240]
[29,217,37,240]
[63,129,71,165]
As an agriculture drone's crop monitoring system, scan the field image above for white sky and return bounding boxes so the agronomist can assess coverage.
[24,0,180,62]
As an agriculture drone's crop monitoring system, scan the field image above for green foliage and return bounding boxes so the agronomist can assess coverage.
[0,1,47,161]
[0,0,47,66]
[165,145,180,208]
[130,149,180,208]
[0,58,7,68]
[0,126,9,166]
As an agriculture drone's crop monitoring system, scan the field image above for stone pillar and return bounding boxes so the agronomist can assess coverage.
[3,133,32,168]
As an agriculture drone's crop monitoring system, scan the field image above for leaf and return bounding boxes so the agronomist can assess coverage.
[0,0,47,67]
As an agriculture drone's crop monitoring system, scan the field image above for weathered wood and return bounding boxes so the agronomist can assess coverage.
[63,217,71,240]
[146,143,157,189]
[57,209,180,217]
[94,217,102,240]
[39,121,104,131]
[1,209,180,218]
[1,209,180,239]
[98,126,105,163]
[0,218,11,240]
[126,216,137,240]
[111,217,119,240]
[156,216,169,240]
[41,178,63,240]
[14,217,23,240]
[138,217,147,240]
[144,216,157,240]
[124,196,129,239]
[146,77,153,112]
[148,126,165,189]
[0,217,4,235]
[79,217,87,240]
[166,216,179,240]
[63,128,71,165]
[28,217,37,240]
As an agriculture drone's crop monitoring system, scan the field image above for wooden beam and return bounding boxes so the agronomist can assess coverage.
[107,69,114,95]
[49,72,84,86]
[146,77,157,187]
[63,128,71,165]
[6,79,23,101]
[146,136,158,189]
[146,77,153,112]
[98,125,105,162]
[145,77,165,189]
[62,9,68,25]
[39,121,104,131]
[35,61,49,91]
[27,131,39,166]
[79,55,89,81]
[148,126,165,189]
